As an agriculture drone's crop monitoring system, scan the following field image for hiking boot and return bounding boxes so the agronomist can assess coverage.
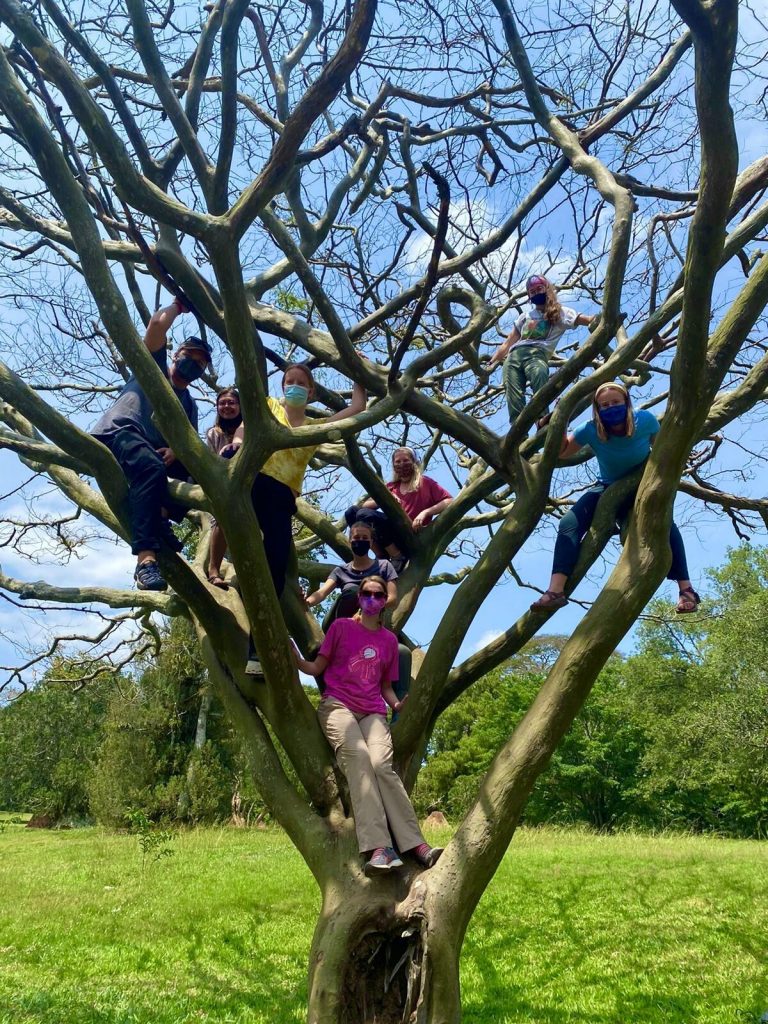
[364,847,404,876]
[134,559,168,592]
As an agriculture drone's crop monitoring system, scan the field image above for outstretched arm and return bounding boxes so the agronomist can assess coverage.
[143,297,187,353]
[324,381,367,424]
[291,641,329,677]
[305,578,337,607]
[486,326,520,372]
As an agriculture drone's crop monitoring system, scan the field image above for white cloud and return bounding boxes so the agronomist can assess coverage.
[472,628,504,653]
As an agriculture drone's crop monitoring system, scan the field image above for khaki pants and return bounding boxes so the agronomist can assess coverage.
[318,698,425,853]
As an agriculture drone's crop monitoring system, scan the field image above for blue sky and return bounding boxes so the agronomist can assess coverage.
[1,0,767,688]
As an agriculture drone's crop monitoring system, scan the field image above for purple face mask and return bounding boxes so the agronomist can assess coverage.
[359,593,387,615]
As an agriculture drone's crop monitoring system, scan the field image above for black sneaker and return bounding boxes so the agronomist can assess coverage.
[135,560,168,592]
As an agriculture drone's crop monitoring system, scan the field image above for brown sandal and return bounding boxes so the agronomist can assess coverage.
[207,574,229,590]
[530,590,568,611]
[676,587,700,614]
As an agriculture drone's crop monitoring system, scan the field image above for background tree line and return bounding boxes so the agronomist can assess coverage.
[4,545,766,840]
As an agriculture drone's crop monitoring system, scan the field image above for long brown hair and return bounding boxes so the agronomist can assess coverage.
[352,575,388,626]
[592,381,635,442]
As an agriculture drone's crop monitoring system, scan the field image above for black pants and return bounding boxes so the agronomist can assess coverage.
[551,484,690,581]
[98,429,187,556]
[251,473,297,597]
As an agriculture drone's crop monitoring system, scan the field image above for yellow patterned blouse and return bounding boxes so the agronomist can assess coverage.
[262,397,319,495]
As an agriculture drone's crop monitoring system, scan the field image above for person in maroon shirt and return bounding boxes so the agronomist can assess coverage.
[345,447,452,571]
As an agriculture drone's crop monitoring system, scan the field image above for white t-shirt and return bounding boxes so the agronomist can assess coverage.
[512,305,580,356]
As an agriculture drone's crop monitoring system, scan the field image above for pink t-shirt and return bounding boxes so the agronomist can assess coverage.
[319,618,399,715]
[387,475,452,523]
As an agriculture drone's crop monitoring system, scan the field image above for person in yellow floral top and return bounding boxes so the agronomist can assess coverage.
[214,363,365,675]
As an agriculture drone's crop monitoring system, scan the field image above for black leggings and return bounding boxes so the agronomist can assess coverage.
[251,473,297,597]
[98,429,187,555]
[551,485,690,581]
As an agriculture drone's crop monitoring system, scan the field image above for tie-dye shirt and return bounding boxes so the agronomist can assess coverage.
[512,305,580,356]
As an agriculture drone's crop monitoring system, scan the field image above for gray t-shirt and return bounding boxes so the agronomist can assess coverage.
[329,558,398,590]
[91,347,198,447]
[512,305,579,356]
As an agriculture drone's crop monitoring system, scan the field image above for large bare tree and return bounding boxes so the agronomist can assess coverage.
[0,0,767,1019]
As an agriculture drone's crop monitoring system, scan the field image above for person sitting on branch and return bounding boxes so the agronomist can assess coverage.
[293,576,442,876]
[204,387,242,589]
[305,520,398,622]
[91,297,212,593]
[530,381,700,614]
[485,275,593,426]
[345,447,452,573]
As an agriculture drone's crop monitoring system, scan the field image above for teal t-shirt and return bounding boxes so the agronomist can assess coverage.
[573,409,660,484]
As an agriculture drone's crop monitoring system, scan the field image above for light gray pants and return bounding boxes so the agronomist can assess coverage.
[318,698,425,853]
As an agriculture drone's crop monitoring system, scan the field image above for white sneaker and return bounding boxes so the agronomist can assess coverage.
[244,657,264,677]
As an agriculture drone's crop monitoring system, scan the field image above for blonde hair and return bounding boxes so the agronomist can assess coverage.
[352,575,388,626]
[593,381,635,442]
[389,446,423,493]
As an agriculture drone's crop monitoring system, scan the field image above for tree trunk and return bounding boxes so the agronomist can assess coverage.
[307,878,463,1024]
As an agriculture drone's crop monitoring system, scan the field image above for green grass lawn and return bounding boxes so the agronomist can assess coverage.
[0,822,765,1023]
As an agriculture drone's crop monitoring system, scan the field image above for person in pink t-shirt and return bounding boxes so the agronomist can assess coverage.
[344,447,452,572]
[293,576,443,877]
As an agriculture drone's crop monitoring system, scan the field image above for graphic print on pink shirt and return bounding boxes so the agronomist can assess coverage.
[348,644,380,681]
[319,618,399,716]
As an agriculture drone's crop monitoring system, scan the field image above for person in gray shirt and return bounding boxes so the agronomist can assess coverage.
[91,297,212,592]
[305,520,398,622]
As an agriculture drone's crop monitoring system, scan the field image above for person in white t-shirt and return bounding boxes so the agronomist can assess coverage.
[486,275,593,425]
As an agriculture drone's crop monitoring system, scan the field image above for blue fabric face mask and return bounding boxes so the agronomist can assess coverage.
[174,356,206,383]
[530,293,546,306]
[283,384,309,407]
[598,404,627,426]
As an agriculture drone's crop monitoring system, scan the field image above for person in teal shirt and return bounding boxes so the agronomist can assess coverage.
[531,381,700,613]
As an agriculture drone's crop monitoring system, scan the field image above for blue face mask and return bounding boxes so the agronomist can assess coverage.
[530,293,546,306]
[283,384,309,407]
[598,404,627,427]
[174,356,206,383]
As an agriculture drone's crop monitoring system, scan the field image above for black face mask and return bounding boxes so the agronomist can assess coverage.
[218,412,242,432]
[175,356,206,383]
[350,540,370,556]
[530,293,546,306]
